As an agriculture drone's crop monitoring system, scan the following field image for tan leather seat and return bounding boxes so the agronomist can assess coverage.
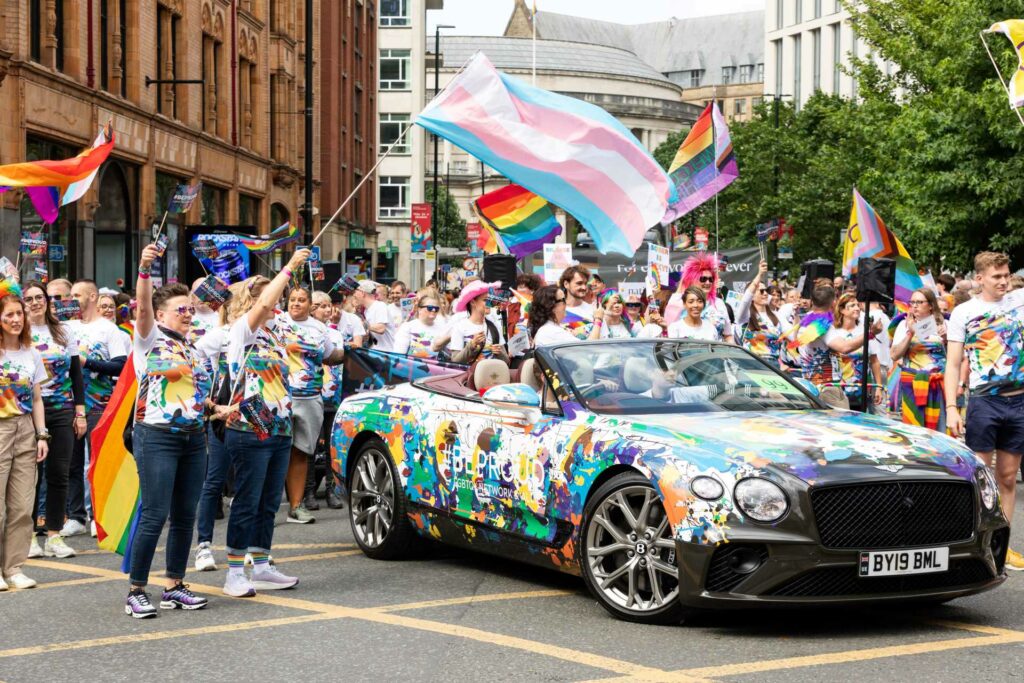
[519,358,542,392]
[474,358,511,393]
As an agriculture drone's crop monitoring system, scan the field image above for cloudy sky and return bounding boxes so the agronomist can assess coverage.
[427,0,765,34]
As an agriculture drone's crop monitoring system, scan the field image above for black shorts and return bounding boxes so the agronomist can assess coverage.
[965,392,1024,455]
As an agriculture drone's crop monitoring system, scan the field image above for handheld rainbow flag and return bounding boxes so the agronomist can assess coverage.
[416,52,675,256]
[562,310,592,339]
[473,184,562,260]
[841,189,923,312]
[984,21,1024,109]
[88,355,140,572]
[239,222,300,253]
[0,124,114,189]
[662,103,738,222]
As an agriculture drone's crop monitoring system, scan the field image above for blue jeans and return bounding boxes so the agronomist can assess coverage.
[129,424,207,586]
[195,423,230,545]
[225,431,290,555]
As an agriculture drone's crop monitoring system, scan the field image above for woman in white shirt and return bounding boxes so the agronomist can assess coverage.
[667,286,731,342]
[529,285,582,347]
[597,291,639,340]
[393,292,446,358]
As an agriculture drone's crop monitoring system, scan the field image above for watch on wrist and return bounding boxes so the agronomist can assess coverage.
[36,430,51,442]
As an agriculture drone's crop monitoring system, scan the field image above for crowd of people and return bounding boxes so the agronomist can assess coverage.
[0,246,1021,615]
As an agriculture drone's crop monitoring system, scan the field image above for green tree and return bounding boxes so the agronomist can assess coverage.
[424,184,467,250]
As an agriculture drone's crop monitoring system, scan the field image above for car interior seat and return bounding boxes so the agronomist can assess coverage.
[472,358,511,393]
[519,358,543,392]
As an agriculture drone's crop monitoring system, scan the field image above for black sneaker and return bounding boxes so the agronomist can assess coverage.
[125,589,158,619]
[326,488,344,510]
[302,491,320,511]
[160,583,209,610]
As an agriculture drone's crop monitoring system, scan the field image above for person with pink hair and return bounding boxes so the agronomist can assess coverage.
[664,252,732,341]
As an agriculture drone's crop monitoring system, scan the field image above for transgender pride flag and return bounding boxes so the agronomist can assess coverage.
[416,52,675,257]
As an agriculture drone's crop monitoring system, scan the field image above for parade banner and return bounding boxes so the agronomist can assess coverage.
[571,246,761,295]
[543,243,572,285]
[411,203,433,252]
[647,243,670,287]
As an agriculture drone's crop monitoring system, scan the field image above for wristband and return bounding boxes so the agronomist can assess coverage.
[946,404,958,409]
[138,272,150,280]
[594,319,604,327]
[282,267,293,279]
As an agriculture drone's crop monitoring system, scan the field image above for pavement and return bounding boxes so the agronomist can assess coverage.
[2,486,1023,683]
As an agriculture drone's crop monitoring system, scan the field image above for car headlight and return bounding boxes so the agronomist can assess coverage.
[690,475,724,501]
[733,477,789,522]
[976,466,998,511]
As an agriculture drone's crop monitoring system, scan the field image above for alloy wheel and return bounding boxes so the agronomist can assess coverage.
[349,447,395,548]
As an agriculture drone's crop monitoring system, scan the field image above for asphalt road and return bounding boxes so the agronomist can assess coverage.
[2,485,1023,683]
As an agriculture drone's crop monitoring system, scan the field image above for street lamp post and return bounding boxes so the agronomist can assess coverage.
[767,93,791,281]
[303,0,315,247]
[432,24,455,258]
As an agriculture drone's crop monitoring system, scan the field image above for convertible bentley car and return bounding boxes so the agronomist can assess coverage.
[330,339,1009,624]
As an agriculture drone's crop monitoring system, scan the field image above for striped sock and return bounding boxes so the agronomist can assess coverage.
[251,552,270,568]
[227,554,246,576]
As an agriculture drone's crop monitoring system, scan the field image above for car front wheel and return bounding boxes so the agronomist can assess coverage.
[348,439,416,560]
[581,472,685,624]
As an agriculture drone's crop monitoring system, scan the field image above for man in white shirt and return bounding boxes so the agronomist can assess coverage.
[559,265,595,320]
[353,280,395,351]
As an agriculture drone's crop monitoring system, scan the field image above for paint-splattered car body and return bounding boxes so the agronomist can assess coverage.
[331,339,1008,609]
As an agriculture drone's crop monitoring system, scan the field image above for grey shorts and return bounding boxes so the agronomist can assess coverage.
[291,396,324,455]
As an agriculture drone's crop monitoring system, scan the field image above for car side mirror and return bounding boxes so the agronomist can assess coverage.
[793,377,820,398]
[482,383,542,423]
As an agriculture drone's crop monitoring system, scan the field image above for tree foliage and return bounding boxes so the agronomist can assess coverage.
[424,184,467,250]
[660,0,1024,274]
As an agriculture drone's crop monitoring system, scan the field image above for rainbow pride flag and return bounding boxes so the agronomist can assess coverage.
[88,355,140,572]
[474,184,562,259]
[416,52,675,256]
[662,103,738,222]
[563,310,592,339]
[841,189,923,313]
[476,222,501,254]
[986,20,1024,108]
[239,221,300,253]
[792,311,833,347]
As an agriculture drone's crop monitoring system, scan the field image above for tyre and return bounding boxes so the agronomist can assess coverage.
[348,439,416,560]
[580,472,685,624]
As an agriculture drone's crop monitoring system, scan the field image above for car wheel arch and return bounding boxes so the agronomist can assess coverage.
[583,464,651,508]
[346,431,390,482]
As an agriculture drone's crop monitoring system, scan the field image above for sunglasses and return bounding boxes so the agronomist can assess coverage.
[555,297,566,303]
[174,305,196,316]
[757,288,768,294]
[420,305,440,312]
[699,276,715,284]
[625,303,642,308]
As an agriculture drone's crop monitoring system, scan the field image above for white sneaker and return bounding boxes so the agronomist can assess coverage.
[28,537,43,558]
[222,572,256,598]
[194,543,217,571]
[44,535,76,559]
[60,519,87,537]
[90,520,97,537]
[0,576,7,591]
[251,564,298,591]
[6,573,37,589]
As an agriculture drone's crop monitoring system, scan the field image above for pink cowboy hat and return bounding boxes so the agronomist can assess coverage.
[454,280,499,313]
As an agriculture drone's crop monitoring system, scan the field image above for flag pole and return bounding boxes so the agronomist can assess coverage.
[979,30,1024,127]
[310,122,414,247]
[153,210,170,242]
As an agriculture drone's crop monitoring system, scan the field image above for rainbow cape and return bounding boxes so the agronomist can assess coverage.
[841,189,923,313]
[239,221,300,253]
[986,20,1024,108]
[792,311,833,347]
[473,184,562,259]
[88,354,140,572]
[662,102,738,222]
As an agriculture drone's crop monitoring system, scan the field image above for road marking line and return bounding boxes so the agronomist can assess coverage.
[0,613,342,659]
[271,550,363,564]
[23,576,120,590]
[376,589,575,612]
[925,619,1024,637]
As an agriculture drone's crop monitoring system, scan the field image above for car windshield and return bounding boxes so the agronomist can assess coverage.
[550,341,820,415]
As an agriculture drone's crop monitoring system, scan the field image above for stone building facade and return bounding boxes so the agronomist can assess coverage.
[0,0,328,289]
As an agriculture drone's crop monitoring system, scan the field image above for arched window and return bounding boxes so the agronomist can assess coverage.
[94,162,136,288]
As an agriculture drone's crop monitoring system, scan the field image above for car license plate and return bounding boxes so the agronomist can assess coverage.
[859,547,949,577]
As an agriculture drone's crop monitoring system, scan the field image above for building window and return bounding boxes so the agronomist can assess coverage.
[851,32,859,98]
[452,160,469,174]
[380,49,411,91]
[814,0,822,18]
[734,99,747,116]
[101,0,128,97]
[834,0,842,12]
[379,0,409,27]
[774,40,783,95]
[721,67,735,85]
[156,5,181,118]
[239,194,260,228]
[776,0,784,29]
[739,65,753,83]
[793,33,802,108]
[757,62,764,82]
[30,0,41,62]
[202,27,225,136]
[689,70,702,88]
[753,96,764,107]
[832,23,841,94]
[379,113,411,155]
[812,29,821,92]
[378,176,409,219]
[794,0,801,24]
[201,184,227,225]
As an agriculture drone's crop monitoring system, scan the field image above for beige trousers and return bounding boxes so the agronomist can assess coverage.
[0,414,38,578]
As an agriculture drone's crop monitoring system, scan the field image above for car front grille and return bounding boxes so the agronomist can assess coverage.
[810,481,975,549]
[704,544,769,593]
[766,559,994,597]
